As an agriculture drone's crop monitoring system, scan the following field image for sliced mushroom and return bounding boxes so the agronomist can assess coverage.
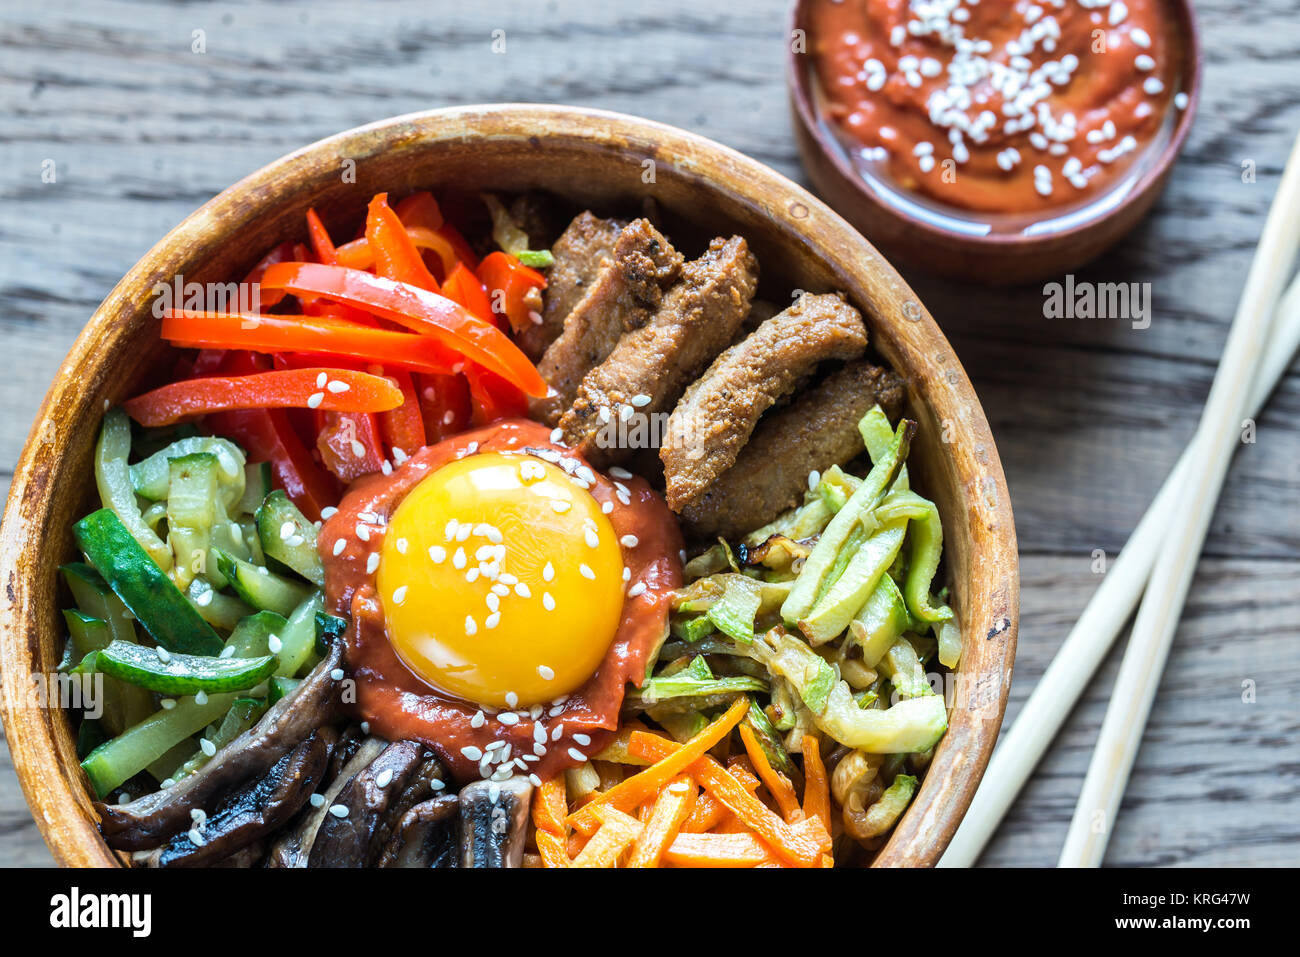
[97,638,346,851]
[266,736,387,868]
[133,728,334,868]
[459,777,533,868]
[375,795,460,868]
[307,740,445,867]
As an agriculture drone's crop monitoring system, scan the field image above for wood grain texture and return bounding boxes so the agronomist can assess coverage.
[1,0,1297,867]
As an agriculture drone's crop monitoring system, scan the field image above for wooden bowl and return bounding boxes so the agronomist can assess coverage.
[788,0,1202,285]
[0,105,1018,867]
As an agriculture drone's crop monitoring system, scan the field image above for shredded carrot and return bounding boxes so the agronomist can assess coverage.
[627,775,697,868]
[662,831,780,868]
[535,829,570,868]
[589,720,653,766]
[801,735,832,833]
[570,806,643,868]
[726,755,763,793]
[630,733,831,868]
[532,776,568,835]
[566,697,748,831]
[739,724,801,822]
[682,791,728,833]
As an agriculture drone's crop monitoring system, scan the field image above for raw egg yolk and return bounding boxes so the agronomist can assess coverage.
[375,452,626,708]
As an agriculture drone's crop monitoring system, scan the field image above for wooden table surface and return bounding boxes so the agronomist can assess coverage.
[2,0,1297,868]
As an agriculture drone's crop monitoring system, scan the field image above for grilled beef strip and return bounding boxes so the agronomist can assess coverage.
[558,235,759,466]
[531,218,684,425]
[661,292,869,511]
[517,211,626,361]
[96,637,346,850]
[679,359,906,540]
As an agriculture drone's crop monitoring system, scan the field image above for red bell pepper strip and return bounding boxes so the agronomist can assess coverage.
[366,193,441,292]
[317,410,386,482]
[434,220,480,272]
[394,191,444,231]
[305,208,339,266]
[206,408,338,522]
[441,262,496,325]
[241,241,297,309]
[416,373,473,443]
[258,263,547,398]
[466,363,528,427]
[161,309,460,375]
[123,369,404,427]
[333,228,461,279]
[377,370,426,458]
[477,251,547,333]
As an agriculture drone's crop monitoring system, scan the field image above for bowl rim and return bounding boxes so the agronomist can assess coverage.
[0,103,1018,868]
[786,0,1204,249]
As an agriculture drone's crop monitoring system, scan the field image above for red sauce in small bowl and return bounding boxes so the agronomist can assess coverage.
[807,0,1188,220]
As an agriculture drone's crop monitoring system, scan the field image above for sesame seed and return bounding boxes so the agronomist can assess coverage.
[515,582,531,599]
[602,501,614,514]
[316,372,329,389]
[360,721,369,734]
[552,724,564,741]
[329,804,349,818]
[156,647,172,664]
[380,460,392,475]
[620,534,640,548]
[327,379,349,394]
[219,645,234,659]
[268,633,283,653]
[808,470,821,491]
[279,520,296,541]
[1131,26,1152,48]
[366,552,380,574]
[392,448,407,465]
[568,748,587,762]
[486,592,500,612]
[1135,54,1155,72]
[396,537,408,554]
[542,562,555,582]
[456,523,472,542]
[550,500,571,514]
[498,712,520,725]
[194,690,208,705]
[375,768,394,788]
[471,710,486,728]
[310,793,326,808]
[485,613,500,629]
[461,746,484,761]
[200,737,216,757]
[550,427,564,444]
[491,583,509,597]
[579,564,595,580]
[573,733,591,747]
[538,665,555,680]
[622,567,631,582]
[1174,91,1189,109]
[392,586,408,605]
[628,582,647,598]
[465,615,478,636]
[584,528,600,548]
[505,692,519,708]
[307,392,324,409]
[453,547,467,569]
[320,507,337,520]
[529,773,543,787]
[534,742,547,756]
[331,668,345,681]
[1143,77,1164,95]
[542,592,555,611]
[188,828,205,845]
[355,523,370,542]
[428,545,446,563]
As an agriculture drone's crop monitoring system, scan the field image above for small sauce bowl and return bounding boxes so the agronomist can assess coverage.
[789,0,1201,284]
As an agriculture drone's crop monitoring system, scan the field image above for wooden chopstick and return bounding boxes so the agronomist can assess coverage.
[939,145,1300,869]
[1056,131,1300,867]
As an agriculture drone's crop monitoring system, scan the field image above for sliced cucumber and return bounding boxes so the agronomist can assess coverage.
[237,460,274,515]
[129,436,245,504]
[81,639,277,696]
[74,510,223,656]
[170,697,267,783]
[267,676,300,705]
[167,452,219,592]
[184,578,254,631]
[213,549,313,617]
[225,610,289,658]
[80,692,236,797]
[256,490,324,586]
[277,594,323,677]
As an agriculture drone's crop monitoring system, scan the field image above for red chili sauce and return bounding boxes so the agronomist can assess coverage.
[319,420,683,783]
[808,0,1185,213]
